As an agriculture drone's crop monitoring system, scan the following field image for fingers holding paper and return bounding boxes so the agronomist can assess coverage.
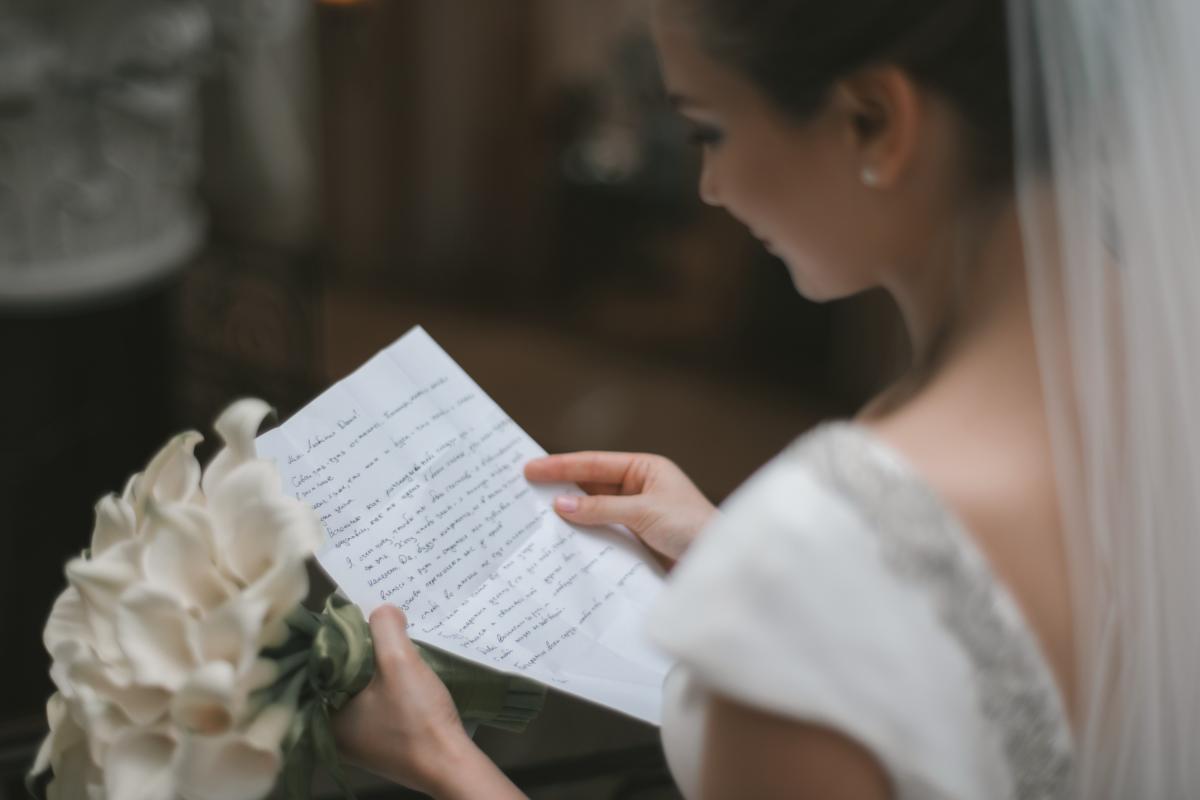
[523,450,643,490]
[524,451,717,566]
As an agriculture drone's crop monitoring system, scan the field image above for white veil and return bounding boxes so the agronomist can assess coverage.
[1009,0,1200,795]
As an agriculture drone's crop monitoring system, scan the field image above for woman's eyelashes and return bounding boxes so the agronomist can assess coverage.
[687,124,725,148]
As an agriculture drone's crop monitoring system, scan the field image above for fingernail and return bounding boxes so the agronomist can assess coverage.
[555,496,579,513]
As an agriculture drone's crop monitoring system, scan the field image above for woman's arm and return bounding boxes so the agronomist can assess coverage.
[421,739,526,800]
[700,693,892,800]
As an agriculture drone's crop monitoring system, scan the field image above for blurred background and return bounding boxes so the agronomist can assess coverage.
[0,1,906,797]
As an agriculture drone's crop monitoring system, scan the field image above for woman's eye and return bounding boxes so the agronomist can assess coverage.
[687,125,724,148]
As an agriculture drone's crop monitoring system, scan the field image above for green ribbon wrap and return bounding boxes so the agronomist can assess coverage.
[269,596,546,799]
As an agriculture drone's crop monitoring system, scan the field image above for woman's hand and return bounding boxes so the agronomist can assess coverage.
[332,606,524,800]
[524,452,717,566]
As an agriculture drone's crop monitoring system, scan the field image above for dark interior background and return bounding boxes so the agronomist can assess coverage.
[0,2,907,797]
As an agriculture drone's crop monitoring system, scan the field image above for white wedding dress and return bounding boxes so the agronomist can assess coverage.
[646,422,1074,799]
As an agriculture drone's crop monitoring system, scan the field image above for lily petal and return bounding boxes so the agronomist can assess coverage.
[66,540,143,664]
[201,399,274,497]
[219,505,291,589]
[207,458,283,527]
[104,727,178,800]
[175,703,294,800]
[121,473,138,507]
[171,662,239,735]
[31,693,83,778]
[280,496,324,558]
[212,492,321,588]
[43,586,93,660]
[73,692,134,768]
[45,740,102,800]
[243,658,280,694]
[114,585,199,691]
[130,431,204,519]
[48,641,87,700]
[141,501,234,612]
[199,595,268,673]
[91,494,137,556]
[67,656,170,727]
[243,557,310,649]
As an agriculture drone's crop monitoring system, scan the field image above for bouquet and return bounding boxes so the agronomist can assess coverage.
[27,400,544,800]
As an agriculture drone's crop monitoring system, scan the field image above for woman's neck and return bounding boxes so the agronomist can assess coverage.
[862,196,1037,421]
[897,195,1031,372]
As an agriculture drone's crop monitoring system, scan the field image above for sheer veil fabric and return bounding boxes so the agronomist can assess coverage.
[1010,0,1200,795]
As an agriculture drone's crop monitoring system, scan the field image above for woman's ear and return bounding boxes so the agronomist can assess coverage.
[832,66,922,189]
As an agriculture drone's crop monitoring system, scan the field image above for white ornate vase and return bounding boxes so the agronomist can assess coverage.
[0,0,309,306]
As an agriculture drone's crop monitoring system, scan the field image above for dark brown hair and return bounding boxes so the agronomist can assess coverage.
[682,0,1014,188]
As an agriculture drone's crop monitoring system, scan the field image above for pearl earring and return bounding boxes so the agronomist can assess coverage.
[861,166,880,187]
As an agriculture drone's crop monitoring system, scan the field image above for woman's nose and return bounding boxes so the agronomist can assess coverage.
[698,159,722,207]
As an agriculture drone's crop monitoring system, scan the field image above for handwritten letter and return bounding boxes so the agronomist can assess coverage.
[256,327,669,724]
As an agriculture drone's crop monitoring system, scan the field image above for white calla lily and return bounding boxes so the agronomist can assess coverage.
[201,399,274,498]
[73,690,135,768]
[243,556,311,649]
[66,649,170,727]
[47,644,85,703]
[198,593,268,673]
[230,501,320,590]
[131,429,203,504]
[35,399,327,800]
[103,727,178,800]
[140,501,234,612]
[129,431,204,519]
[121,473,138,508]
[206,459,293,563]
[115,585,200,691]
[43,586,93,660]
[171,662,240,735]
[66,540,143,664]
[32,693,84,779]
[175,703,295,800]
[242,658,281,694]
[45,738,104,800]
[91,494,137,556]
[215,503,291,587]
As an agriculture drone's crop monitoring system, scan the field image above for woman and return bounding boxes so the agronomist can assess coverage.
[334,1,1200,797]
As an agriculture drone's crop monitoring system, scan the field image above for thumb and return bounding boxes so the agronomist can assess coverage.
[554,493,648,529]
[369,605,420,663]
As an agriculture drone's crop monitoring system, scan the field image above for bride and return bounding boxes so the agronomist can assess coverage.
[333,0,1200,797]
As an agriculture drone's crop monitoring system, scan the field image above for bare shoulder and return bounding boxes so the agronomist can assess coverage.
[856,382,1077,719]
[859,391,1057,522]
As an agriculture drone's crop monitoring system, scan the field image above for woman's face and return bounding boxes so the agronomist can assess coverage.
[651,3,894,301]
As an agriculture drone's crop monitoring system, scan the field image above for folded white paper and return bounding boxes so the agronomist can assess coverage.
[256,326,670,725]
